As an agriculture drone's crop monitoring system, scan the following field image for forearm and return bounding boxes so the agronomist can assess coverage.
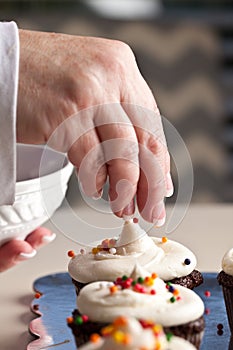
[0,21,19,204]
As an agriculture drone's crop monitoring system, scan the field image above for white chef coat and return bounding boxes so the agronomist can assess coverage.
[0,22,19,205]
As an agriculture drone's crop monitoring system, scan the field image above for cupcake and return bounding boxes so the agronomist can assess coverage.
[217,248,233,332]
[67,265,205,348]
[68,219,203,294]
[78,316,197,350]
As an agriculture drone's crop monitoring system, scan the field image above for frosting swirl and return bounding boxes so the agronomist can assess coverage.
[79,316,196,350]
[222,248,233,276]
[68,221,197,283]
[77,266,204,326]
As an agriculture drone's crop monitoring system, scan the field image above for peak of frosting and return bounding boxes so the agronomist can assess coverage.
[129,263,150,280]
[79,316,196,350]
[222,248,233,276]
[116,220,146,247]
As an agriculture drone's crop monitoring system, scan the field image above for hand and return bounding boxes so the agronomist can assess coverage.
[0,228,55,272]
[17,30,173,223]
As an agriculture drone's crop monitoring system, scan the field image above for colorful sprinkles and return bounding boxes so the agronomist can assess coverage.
[108,273,181,302]
[91,238,118,255]
[66,314,89,325]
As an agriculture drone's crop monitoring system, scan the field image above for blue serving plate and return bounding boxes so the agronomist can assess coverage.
[28,272,232,349]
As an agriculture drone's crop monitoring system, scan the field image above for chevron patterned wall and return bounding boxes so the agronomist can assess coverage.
[2,4,232,203]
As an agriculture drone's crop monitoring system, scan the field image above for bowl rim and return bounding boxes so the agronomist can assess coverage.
[15,144,74,194]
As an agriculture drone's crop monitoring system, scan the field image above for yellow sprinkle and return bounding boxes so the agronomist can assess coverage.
[113,330,125,343]
[92,247,99,254]
[153,324,163,334]
[162,236,168,243]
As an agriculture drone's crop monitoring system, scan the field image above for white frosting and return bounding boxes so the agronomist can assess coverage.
[222,248,233,276]
[68,221,197,283]
[77,268,204,326]
[79,317,196,350]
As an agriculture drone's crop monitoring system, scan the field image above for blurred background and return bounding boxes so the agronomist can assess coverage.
[1,0,233,204]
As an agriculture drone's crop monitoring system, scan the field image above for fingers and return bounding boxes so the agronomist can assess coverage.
[0,240,36,272]
[94,104,140,217]
[0,228,55,272]
[122,103,173,223]
[68,119,107,198]
[25,227,56,249]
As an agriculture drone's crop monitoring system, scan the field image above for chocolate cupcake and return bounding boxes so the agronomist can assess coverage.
[217,248,233,333]
[67,265,205,348]
[77,316,197,350]
[68,219,203,295]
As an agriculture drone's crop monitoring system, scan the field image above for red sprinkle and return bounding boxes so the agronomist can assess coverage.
[204,291,211,298]
[205,308,210,315]
[133,217,139,223]
[150,289,156,295]
[67,250,75,258]
[82,315,89,322]
[34,292,42,299]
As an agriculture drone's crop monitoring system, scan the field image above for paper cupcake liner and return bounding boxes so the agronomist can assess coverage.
[165,316,205,349]
[71,279,87,296]
[169,269,204,290]
[68,310,204,349]
[222,286,233,333]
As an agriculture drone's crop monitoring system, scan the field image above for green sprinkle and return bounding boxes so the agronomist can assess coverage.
[166,332,173,342]
[170,296,176,303]
[137,277,144,284]
[122,275,128,281]
[131,280,137,286]
[74,316,83,325]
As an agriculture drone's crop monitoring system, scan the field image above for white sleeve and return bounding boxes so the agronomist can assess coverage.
[0,22,19,205]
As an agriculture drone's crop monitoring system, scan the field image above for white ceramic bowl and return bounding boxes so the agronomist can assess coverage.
[0,144,73,246]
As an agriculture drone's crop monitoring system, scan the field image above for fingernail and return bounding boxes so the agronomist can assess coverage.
[165,173,174,197]
[42,233,56,243]
[122,202,134,216]
[153,215,166,227]
[152,202,165,227]
[92,189,103,200]
[122,215,134,222]
[18,249,37,260]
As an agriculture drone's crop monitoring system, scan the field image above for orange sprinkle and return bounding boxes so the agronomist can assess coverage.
[67,250,75,258]
[101,325,114,336]
[123,334,132,345]
[113,316,128,327]
[90,333,101,343]
[151,273,158,279]
[162,236,168,243]
[173,289,179,296]
[34,292,42,299]
[110,285,118,294]
[66,316,73,324]
[92,247,99,255]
